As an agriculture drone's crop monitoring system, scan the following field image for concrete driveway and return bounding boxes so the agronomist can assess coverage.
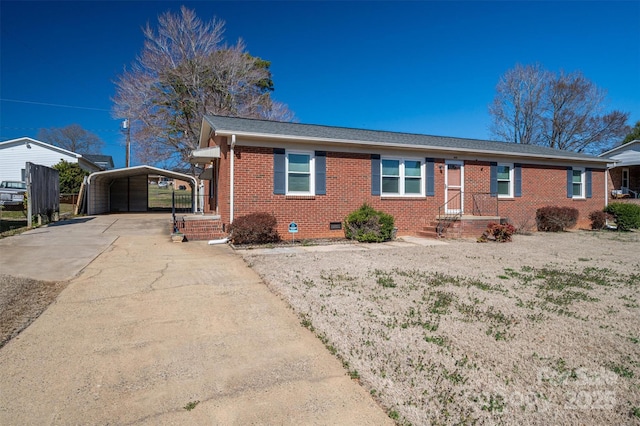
[0,214,392,425]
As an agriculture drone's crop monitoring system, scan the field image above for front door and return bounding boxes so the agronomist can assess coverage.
[622,168,629,190]
[445,161,464,214]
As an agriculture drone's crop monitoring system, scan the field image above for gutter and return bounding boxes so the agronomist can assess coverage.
[210,130,611,165]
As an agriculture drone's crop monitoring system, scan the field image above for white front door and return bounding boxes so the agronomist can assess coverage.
[445,161,464,214]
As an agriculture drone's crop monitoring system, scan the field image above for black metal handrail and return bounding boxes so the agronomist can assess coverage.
[172,191,192,233]
[471,192,499,216]
[436,191,463,237]
[436,191,501,237]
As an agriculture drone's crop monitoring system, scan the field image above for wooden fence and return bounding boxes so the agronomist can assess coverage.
[27,162,60,227]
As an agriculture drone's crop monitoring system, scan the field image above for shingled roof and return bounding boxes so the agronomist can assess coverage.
[202,115,608,163]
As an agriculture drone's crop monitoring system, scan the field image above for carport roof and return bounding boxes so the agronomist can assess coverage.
[88,165,197,185]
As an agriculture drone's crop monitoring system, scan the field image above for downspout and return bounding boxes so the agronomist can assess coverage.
[230,134,236,224]
[605,166,609,207]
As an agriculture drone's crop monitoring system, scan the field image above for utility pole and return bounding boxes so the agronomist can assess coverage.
[122,119,131,168]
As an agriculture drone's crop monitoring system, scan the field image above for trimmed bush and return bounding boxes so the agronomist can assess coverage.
[604,203,640,231]
[344,203,395,243]
[228,212,280,244]
[536,206,579,232]
[589,210,612,230]
[478,222,516,243]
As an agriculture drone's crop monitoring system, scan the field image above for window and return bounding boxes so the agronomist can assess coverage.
[381,158,424,196]
[622,168,629,189]
[496,164,513,197]
[572,168,584,198]
[382,159,400,193]
[286,151,314,194]
[404,160,422,194]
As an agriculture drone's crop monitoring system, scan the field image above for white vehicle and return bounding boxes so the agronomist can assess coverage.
[0,180,26,205]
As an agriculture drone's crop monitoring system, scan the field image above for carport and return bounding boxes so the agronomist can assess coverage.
[85,166,198,215]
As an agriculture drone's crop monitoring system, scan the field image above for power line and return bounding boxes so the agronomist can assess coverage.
[0,98,110,112]
[1,126,121,133]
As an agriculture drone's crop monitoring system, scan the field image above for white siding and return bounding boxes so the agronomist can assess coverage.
[87,178,110,215]
[0,139,80,182]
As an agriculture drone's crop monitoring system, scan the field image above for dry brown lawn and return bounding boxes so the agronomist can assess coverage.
[0,275,67,348]
[241,230,640,425]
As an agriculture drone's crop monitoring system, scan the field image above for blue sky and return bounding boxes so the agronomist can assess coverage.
[1,1,639,168]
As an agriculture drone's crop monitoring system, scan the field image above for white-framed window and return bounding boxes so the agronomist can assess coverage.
[572,167,585,198]
[497,163,513,198]
[381,157,424,196]
[286,151,315,195]
[622,168,630,189]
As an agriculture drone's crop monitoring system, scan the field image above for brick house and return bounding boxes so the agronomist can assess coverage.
[600,140,640,200]
[186,115,611,240]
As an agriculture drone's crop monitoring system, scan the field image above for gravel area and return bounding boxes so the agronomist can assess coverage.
[242,230,640,425]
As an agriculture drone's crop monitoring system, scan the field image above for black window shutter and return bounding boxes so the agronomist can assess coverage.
[586,169,592,198]
[425,158,435,196]
[315,151,326,195]
[273,148,285,195]
[514,164,522,197]
[490,162,498,197]
[371,154,381,195]
[567,167,573,198]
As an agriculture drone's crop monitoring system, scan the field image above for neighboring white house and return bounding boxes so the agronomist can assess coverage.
[600,139,640,198]
[82,154,115,170]
[0,137,102,182]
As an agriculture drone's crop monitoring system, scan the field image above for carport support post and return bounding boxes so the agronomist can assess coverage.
[171,191,177,233]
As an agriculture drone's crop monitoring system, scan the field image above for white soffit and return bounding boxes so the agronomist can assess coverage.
[190,146,220,163]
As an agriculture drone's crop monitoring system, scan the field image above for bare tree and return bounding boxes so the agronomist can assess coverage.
[490,64,629,154]
[37,124,104,154]
[112,6,294,168]
[489,63,548,145]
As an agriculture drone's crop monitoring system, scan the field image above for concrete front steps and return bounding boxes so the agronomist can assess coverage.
[418,215,503,239]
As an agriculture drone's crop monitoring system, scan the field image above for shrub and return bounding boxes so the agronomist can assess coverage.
[478,222,516,243]
[53,160,89,194]
[228,212,280,244]
[604,203,640,231]
[588,210,612,230]
[344,203,395,242]
[536,206,579,232]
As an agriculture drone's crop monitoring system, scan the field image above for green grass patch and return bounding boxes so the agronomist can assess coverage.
[372,269,396,288]
[424,335,447,346]
[609,363,634,379]
[183,400,200,411]
[148,185,192,209]
[481,394,505,413]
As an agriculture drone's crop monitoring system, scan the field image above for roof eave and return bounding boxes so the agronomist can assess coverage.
[210,129,610,165]
[600,140,640,157]
[199,117,216,148]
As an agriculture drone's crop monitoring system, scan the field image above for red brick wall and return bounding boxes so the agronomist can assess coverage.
[204,144,607,238]
[610,166,640,194]
[504,164,605,230]
[174,218,226,241]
